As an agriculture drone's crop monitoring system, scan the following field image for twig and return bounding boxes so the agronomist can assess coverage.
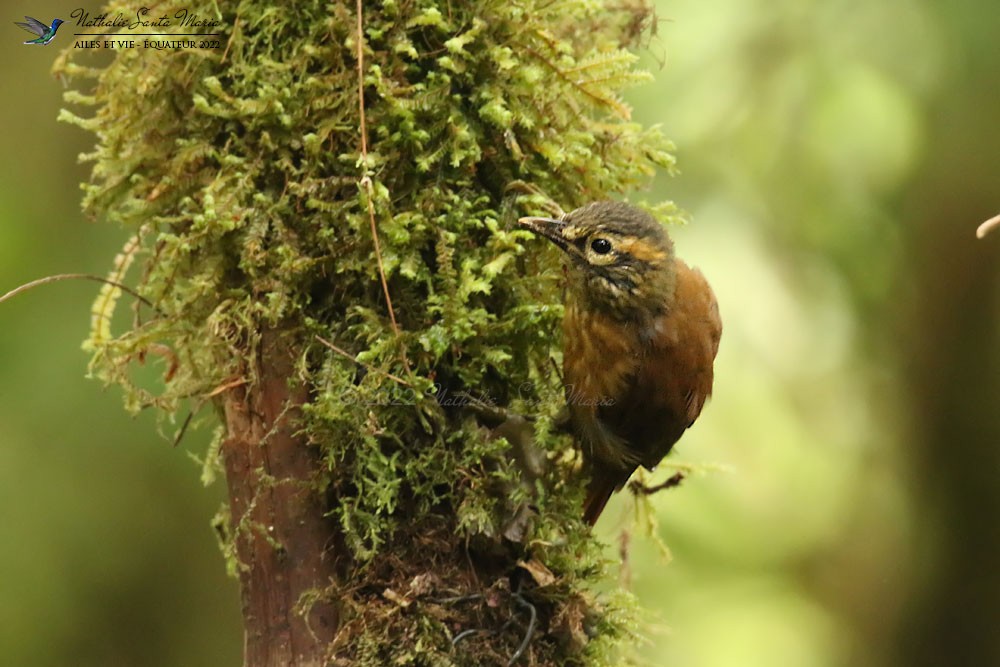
[977,213,1000,239]
[206,376,250,398]
[173,408,197,448]
[314,335,412,387]
[629,471,685,496]
[0,273,158,311]
[355,0,410,374]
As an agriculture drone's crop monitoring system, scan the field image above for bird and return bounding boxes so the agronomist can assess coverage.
[14,16,64,45]
[519,201,721,525]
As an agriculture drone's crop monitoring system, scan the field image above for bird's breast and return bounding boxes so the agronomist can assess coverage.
[562,257,720,468]
[562,301,643,408]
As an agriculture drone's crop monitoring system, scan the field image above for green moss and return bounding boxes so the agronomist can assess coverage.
[56,0,674,663]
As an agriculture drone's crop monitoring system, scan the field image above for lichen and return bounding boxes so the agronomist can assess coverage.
[55,0,676,663]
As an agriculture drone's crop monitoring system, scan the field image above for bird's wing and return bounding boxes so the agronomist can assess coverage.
[14,16,49,36]
[673,262,721,424]
[606,259,721,466]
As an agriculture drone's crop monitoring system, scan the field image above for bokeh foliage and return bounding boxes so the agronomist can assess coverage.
[53,0,675,663]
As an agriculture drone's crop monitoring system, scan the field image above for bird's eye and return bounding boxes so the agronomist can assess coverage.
[590,238,613,255]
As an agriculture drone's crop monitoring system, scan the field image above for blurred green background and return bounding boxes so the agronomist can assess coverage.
[2,0,998,665]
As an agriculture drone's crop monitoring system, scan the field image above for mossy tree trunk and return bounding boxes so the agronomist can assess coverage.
[220,329,340,665]
[56,1,676,664]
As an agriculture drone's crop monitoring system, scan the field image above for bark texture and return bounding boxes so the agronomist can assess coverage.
[221,330,340,666]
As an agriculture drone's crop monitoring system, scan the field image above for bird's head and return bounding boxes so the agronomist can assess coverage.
[519,201,677,319]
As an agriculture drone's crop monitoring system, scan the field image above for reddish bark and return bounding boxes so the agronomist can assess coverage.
[221,330,340,667]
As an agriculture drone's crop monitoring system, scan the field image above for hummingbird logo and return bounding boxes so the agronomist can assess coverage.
[13,16,63,45]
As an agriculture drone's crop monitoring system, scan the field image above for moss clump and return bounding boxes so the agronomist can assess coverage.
[56,0,675,663]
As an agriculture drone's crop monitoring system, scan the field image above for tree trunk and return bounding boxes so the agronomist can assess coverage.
[221,329,340,666]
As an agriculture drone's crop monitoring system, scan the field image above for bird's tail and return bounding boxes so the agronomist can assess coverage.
[582,482,614,526]
[582,467,630,525]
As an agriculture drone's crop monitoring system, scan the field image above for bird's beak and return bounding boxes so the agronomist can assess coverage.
[518,216,571,253]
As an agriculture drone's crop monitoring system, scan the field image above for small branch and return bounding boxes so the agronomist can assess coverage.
[314,334,412,387]
[0,273,157,311]
[172,408,197,448]
[361,176,404,343]
[629,471,685,496]
[976,213,1000,239]
[172,374,247,449]
[355,0,411,375]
